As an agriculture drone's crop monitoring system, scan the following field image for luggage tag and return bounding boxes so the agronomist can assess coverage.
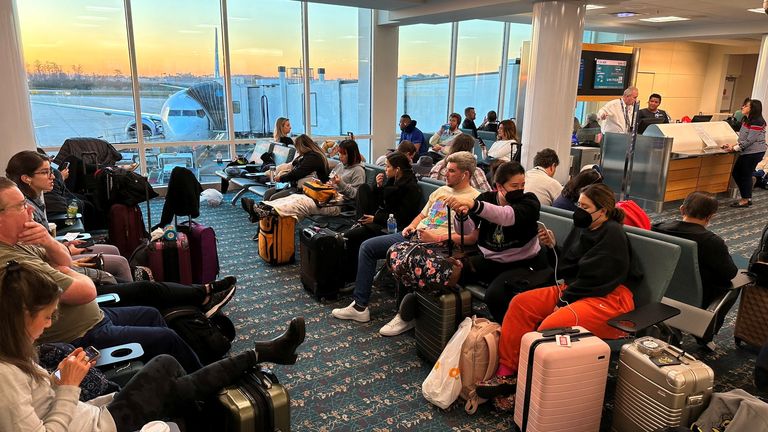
[649,353,682,367]
[556,334,572,348]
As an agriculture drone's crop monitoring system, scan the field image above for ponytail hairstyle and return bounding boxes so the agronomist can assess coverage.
[293,134,330,173]
[580,183,624,224]
[0,261,62,381]
[273,117,290,141]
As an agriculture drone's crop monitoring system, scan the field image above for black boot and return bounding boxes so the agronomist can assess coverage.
[241,197,259,223]
[253,317,306,365]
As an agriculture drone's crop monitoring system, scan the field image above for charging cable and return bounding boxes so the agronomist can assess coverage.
[538,221,579,326]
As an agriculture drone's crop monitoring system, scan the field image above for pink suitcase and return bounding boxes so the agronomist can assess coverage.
[514,326,610,432]
[147,231,193,284]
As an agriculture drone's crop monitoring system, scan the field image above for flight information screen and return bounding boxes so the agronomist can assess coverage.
[593,59,627,89]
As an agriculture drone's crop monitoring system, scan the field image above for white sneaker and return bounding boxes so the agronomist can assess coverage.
[379,313,415,336]
[332,301,370,323]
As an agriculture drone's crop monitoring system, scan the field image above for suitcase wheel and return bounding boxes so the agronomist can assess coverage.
[735,337,742,347]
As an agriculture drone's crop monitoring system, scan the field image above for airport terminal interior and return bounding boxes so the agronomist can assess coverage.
[1,0,768,430]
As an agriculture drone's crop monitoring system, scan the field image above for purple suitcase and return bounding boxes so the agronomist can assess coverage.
[148,231,193,284]
[108,204,147,258]
[178,220,220,284]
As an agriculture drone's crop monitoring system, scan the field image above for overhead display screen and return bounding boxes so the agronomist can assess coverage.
[593,59,627,89]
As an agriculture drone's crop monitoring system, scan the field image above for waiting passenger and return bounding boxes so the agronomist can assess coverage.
[462,106,478,137]
[274,117,294,146]
[0,261,305,432]
[524,148,562,206]
[331,152,480,336]
[551,167,602,212]
[429,113,463,156]
[430,135,491,192]
[443,161,551,322]
[486,119,519,161]
[478,184,638,411]
[653,192,737,307]
[262,134,330,201]
[374,140,417,166]
[478,110,500,134]
[399,114,427,159]
[345,152,422,281]
[242,140,366,222]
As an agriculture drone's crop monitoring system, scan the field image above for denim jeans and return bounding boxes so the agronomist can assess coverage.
[352,232,406,307]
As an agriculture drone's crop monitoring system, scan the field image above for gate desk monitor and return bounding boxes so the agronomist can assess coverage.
[691,115,713,123]
[638,117,666,135]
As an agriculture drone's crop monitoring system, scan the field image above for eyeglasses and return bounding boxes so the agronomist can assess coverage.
[0,201,29,213]
[33,170,54,177]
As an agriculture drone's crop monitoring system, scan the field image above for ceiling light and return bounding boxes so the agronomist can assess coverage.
[615,12,639,18]
[638,16,691,22]
[586,4,606,10]
[747,8,766,13]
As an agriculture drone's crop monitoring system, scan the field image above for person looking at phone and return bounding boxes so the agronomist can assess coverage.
[261,134,330,201]
[428,113,463,156]
[443,161,551,322]
[332,152,479,336]
[0,261,307,432]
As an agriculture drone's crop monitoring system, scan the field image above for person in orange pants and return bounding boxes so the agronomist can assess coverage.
[477,183,641,411]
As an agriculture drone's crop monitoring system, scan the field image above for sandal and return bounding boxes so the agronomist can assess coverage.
[476,375,517,399]
[729,200,751,208]
[492,393,516,412]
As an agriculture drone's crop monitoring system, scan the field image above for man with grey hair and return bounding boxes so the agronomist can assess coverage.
[597,86,639,134]
[332,151,479,336]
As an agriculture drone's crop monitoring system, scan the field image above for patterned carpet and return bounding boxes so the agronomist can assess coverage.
[151,187,768,431]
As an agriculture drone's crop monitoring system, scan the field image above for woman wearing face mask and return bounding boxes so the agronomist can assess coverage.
[444,162,551,322]
[475,183,637,412]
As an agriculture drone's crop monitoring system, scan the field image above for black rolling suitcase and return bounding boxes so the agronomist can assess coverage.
[299,226,345,301]
[415,288,472,364]
[215,367,291,432]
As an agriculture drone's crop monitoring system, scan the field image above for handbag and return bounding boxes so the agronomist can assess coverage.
[422,317,473,409]
[302,180,336,204]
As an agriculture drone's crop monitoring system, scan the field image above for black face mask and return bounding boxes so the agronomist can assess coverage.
[573,207,599,228]
[504,189,525,203]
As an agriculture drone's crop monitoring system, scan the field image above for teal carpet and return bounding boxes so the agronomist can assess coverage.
[149,187,767,431]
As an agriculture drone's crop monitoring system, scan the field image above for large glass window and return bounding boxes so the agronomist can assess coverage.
[227,0,304,138]
[502,23,532,121]
[18,1,135,148]
[452,20,505,125]
[397,23,452,135]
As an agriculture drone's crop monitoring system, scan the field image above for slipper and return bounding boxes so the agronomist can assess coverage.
[729,201,751,208]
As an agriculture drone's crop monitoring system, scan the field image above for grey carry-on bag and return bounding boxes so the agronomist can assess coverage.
[612,337,714,432]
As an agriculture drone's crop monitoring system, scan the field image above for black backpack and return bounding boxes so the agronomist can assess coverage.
[162,307,235,365]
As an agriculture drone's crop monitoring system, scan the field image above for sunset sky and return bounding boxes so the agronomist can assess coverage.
[18,0,532,80]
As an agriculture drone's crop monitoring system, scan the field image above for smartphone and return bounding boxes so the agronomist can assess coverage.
[83,346,101,363]
[60,161,70,171]
[536,221,547,231]
[78,239,95,248]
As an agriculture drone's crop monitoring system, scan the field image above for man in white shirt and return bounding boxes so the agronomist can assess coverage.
[524,148,562,206]
[598,86,639,134]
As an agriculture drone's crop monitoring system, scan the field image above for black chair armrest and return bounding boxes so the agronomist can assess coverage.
[95,343,144,368]
[608,302,680,334]
[96,293,121,305]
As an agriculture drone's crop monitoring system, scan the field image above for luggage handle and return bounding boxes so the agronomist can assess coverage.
[663,343,695,364]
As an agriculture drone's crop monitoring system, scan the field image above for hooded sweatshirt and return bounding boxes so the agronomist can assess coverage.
[400,120,427,157]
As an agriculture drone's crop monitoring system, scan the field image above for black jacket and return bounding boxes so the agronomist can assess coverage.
[280,151,330,184]
[468,191,540,254]
[371,171,422,229]
[462,119,478,137]
[157,166,203,228]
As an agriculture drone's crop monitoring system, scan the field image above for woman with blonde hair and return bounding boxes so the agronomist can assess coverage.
[273,117,294,145]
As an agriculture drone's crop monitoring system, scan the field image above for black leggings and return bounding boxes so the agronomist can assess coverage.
[732,152,765,200]
[107,352,256,431]
[97,281,207,310]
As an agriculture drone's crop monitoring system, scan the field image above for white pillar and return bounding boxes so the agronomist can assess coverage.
[0,0,36,173]
[753,34,768,104]
[520,1,585,184]
[369,11,399,159]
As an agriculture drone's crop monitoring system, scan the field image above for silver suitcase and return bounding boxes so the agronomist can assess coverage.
[612,337,713,432]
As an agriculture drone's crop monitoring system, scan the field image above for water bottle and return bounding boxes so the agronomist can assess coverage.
[387,214,397,234]
[65,200,78,225]
[480,143,488,160]
[216,151,223,165]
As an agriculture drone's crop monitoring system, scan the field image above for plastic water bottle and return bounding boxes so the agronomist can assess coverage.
[387,214,397,234]
[65,200,78,225]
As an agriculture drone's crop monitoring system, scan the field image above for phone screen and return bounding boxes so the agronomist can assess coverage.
[83,346,101,362]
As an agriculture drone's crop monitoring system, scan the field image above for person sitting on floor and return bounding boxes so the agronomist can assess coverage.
[552,167,602,212]
[429,134,491,192]
[262,134,330,201]
[331,151,480,336]
[241,139,366,222]
[652,191,737,308]
[477,183,639,412]
[524,148,562,206]
[0,261,306,432]
[443,161,552,323]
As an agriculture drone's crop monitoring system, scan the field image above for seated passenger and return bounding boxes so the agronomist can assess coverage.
[331,152,480,336]
[0,261,305,432]
[486,119,519,161]
[399,114,427,160]
[429,135,491,192]
[374,140,417,166]
[274,116,294,146]
[6,151,131,281]
[524,148,562,206]
[241,139,366,222]
[444,161,551,322]
[552,167,602,212]
[346,152,422,281]
[0,177,238,372]
[652,191,737,307]
[478,184,637,411]
[478,110,500,134]
[262,134,330,201]
[428,113,463,156]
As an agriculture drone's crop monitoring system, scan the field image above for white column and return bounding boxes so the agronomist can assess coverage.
[0,0,36,173]
[369,11,399,159]
[753,34,768,104]
[520,1,586,184]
